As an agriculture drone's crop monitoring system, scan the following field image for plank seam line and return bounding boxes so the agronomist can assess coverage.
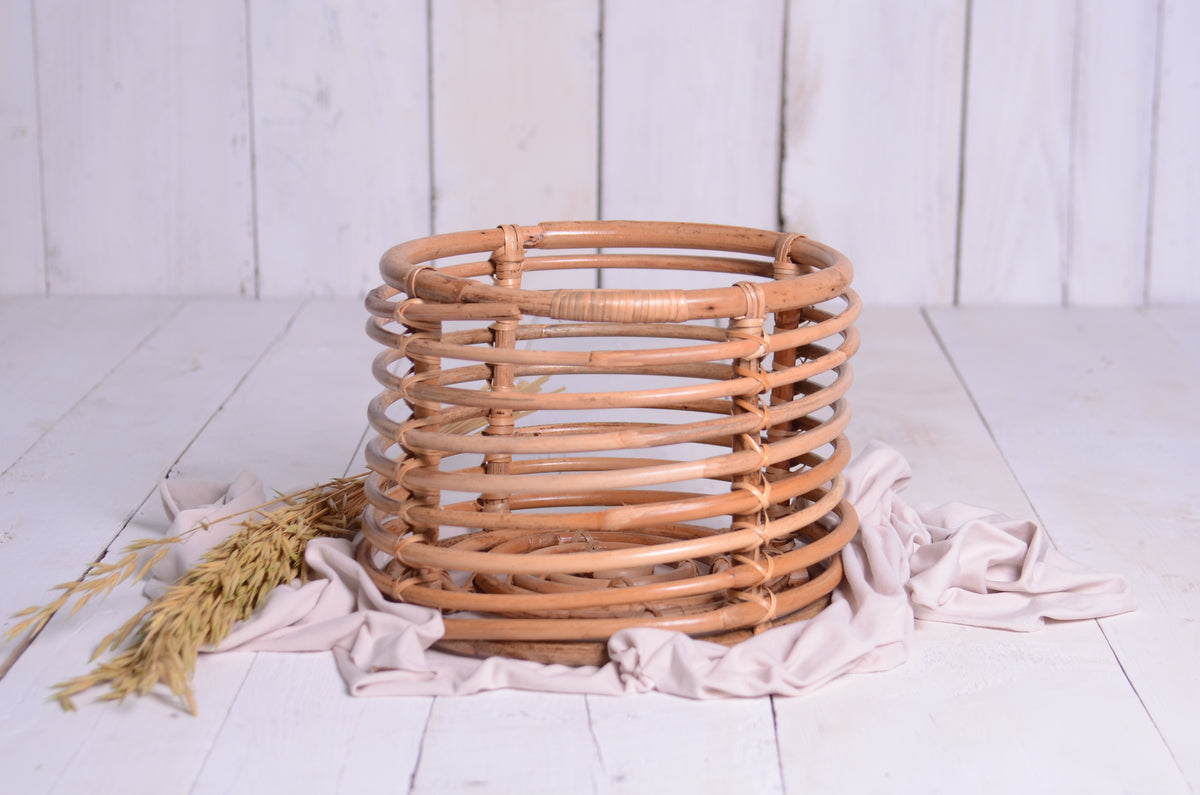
[1142,0,1167,306]
[163,299,307,484]
[425,0,436,236]
[343,424,372,478]
[770,696,788,794]
[187,661,256,795]
[919,308,1059,546]
[1095,619,1189,784]
[0,300,186,679]
[243,0,262,299]
[1063,0,1083,308]
[45,708,93,793]
[0,299,186,483]
[921,307,1186,782]
[405,697,437,795]
[952,0,973,306]
[774,0,790,234]
[596,0,605,240]
[332,704,369,793]
[584,694,609,791]
[595,0,606,290]
[0,300,304,680]
[29,0,50,296]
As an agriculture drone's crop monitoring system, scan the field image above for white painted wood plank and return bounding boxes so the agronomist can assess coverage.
[191,655,431,795]
[162,299,376,485]
[774,306,1186,791]
[410,692,603,794]
[0,299,300,792]
[0,299,299,651]
[33,0,255,296]
[848,307,1029,516]
[601,0,784,291]
[333,697,432,795]
[586,693,783,794]
[432,0,599,292]
[251,0,431,298]
[1,613,262,795]
[0,0,44,294]
[1066,0,1158,306]
[1148,0,1200,303]
[927,306,1200,788]
[177,302,434,793]
[777,621,1186,793]
[1145,306,1200,362]
[2,303,1191,791]
[0,300,378,793]
[0,297,179,476]
[782,0,966,306]
[958,0,1075,305]
[53,301,377,790]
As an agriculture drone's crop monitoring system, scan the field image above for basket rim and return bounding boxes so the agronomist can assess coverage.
[377,220,853,323]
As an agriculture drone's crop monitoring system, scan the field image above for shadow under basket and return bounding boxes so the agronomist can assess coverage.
[360,220,861,666]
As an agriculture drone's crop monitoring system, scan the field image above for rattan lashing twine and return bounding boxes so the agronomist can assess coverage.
[360,221,861,663]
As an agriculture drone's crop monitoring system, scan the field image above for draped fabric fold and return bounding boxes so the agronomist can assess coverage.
[154,441,1136,698]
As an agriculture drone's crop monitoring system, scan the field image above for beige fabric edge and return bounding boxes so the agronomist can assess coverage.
[150,441,1136,699]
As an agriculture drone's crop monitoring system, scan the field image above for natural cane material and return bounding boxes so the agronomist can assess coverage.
[362,220,861,663]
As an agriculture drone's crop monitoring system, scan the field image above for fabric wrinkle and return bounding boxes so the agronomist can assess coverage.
[148,442,1137,699]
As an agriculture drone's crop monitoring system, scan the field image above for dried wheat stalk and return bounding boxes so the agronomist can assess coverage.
[50,474,368,714]
[7,377,553,713]
[5,537,183,646]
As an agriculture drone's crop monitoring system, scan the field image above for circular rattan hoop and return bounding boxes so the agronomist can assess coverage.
[361,221,860,664]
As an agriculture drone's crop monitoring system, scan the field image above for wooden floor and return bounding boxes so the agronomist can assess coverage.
[0,298,1196,794]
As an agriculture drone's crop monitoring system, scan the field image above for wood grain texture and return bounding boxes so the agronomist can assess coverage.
[0,300,298,667]
[957,0,1076,305]
[1148,0,1200,303]
[847,308,1027,516]
[587,693,784,794]
[0,300,373,793]
[48,301,378,793]
[0,301,300,795]
[0,297,179,475]
[161,300,376,485]
[776,305,1188,793]
[928,306,1200,789]
[0,299,1195,792]
[777,622,1186,793]
[410,692,603,794]
[250,0,431,298]
[782,0,966,306]
[1066,0,1158,306]
[601,0,784,291]
[190,655,431,795]
[0,0,44,294]
[34,0,255,295]
[432,0,599,295]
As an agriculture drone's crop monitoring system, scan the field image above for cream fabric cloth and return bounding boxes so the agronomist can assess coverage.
[152,442,1136,698]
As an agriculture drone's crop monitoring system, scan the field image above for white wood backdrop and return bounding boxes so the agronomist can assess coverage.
[1,0,1196,305]
[250,0,430,297]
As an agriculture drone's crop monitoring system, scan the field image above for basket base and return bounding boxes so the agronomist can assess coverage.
[432,594,831,666]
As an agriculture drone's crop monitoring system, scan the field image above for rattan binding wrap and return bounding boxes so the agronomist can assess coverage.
[361,221,861,664]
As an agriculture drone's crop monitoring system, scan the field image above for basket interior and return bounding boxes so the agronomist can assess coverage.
[360,222,860,654]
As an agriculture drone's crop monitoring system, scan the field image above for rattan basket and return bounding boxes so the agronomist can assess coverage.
[361,221,860,664]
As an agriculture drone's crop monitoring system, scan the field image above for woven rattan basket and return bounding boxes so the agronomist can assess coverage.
[361,221,860,664]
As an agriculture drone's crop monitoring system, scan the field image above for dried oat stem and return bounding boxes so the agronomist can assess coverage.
[4,536,187,645]
[51,474,369,714]
[10,376,553,714]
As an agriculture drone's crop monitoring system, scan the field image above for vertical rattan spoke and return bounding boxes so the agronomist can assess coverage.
[361,221,860,662]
